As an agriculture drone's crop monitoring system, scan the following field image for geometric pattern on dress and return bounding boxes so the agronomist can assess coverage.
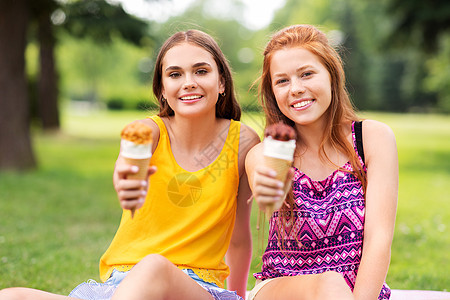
[254,122,391,299]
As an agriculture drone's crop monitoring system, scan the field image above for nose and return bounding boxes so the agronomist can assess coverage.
[183,75,197,90]
[290,78,306,96]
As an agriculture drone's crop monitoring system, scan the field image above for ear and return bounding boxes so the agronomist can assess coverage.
[161,87,166,100]
[219,76,225,94]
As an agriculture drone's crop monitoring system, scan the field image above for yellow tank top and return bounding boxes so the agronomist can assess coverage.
[99,115,241,287]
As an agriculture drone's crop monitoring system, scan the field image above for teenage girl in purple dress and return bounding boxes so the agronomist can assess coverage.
[246,24,398,300]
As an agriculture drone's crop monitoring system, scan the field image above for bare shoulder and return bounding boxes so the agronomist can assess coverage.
[245,142,264,167]
[362,119,396,142]
[239,123,261,155]
[362,119,397,163]
[248,141,263,156]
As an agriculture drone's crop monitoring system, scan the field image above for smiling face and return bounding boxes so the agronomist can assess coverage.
[270,46,332,127]
[161,42,225,118]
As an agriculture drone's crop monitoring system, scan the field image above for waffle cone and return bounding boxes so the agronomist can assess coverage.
[122,156,151,218]
[264,156,292,218]
[123,157,151,180]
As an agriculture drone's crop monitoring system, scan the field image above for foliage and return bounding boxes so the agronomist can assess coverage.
[61,0,150,46]
[47,0,450,114]
[424,35,450,113]
[267,0,449,113]
[56,34,154,108]
[383,0,450,53]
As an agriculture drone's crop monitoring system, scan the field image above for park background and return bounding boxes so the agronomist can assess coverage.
[0,0,449,294]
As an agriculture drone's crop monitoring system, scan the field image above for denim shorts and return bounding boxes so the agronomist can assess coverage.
[69,269,242,300]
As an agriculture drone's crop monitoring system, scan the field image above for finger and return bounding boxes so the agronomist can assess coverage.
[116,164,139,180]
[147,166,157,177]
[254,175,284,191]
[255,196,283,212]
[120,197,145,211]
[255,165,280,178]
[118,188,147,202]
[254,184,284,198]
[116,179,148,192]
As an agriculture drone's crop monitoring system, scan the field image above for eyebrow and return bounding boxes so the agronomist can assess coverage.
[272,65,315,77]
[165,62,212,72]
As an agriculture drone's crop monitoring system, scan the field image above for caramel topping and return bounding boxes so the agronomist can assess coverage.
[121,122,153,144]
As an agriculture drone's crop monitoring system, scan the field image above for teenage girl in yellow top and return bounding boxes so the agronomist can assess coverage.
[0,30,259,300]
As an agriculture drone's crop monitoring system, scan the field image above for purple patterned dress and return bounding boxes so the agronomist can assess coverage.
[254,122,391,299]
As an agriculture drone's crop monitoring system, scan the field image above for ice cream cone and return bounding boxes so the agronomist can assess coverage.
[263,156,293,218]
[120,122,153,219]
[122,156,151,218]
[123,157,151,180]
[263,135,296,219]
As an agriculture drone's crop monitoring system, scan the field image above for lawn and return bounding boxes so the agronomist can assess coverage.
[0,109,448,294]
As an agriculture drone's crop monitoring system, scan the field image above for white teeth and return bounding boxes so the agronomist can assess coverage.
[181,95,202,100]
[292,100,313,108]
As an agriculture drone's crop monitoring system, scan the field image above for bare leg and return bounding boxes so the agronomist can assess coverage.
[111,254,214,300]
[0,288,80,300]
[254,271,354,300]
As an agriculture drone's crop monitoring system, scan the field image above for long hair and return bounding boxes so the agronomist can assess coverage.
[260,25,366,208]
[152,30,241,121]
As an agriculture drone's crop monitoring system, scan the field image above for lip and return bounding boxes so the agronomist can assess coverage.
[179,94,203,103]
[290,98,314,110]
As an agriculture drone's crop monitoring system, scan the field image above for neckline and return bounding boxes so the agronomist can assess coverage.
[293,121,358,184]
[293,161,351,185]
[159,117,234,173]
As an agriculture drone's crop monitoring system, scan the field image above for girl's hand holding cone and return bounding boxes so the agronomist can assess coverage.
[252,165,294,217]
[114,160,157,216]
[117,121,154,218]
[251,122,297,218]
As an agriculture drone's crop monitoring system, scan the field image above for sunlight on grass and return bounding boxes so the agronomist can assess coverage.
[1,109,449,293]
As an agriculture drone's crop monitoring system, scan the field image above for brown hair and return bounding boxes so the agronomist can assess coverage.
[260,25,366,208]
[152,30,241,120]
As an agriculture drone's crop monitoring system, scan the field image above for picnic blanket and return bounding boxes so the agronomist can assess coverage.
[244,289,450,299]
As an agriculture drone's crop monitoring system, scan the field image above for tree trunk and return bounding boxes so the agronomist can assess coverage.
[38,7,60,130]
[0,0,36,170]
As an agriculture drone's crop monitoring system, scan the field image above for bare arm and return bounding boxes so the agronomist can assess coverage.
[353,120,398,300]
[226,124,259,297]
[226,170,253,298]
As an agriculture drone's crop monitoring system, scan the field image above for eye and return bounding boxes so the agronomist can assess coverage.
[302,71,313,78]
[168,72,181,78]
[274,78,288,85]
[196,68,208,75]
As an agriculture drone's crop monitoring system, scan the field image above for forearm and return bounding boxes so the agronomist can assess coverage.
[226,238,252,297]
[353,239,391,300]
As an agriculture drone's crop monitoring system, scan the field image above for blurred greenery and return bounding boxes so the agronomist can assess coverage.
[0,110,449,293]
[23,0,449,116]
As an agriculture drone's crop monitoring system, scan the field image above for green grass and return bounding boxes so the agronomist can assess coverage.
[0,110,449,294]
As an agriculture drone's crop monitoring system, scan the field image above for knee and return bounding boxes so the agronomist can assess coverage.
[136,254,174,281]
[0,288,27,300]
[314,272,354,300]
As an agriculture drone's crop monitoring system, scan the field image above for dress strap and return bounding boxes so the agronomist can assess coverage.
[354,121,365,164]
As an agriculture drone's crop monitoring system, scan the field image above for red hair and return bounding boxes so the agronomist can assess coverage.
[259,25,366,204]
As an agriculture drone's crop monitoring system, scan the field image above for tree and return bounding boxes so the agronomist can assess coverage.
[0,0,36,170]
[31,0,60,129]
[30,0,150,130]
[385,0,450,53]
[0,0,150,171]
